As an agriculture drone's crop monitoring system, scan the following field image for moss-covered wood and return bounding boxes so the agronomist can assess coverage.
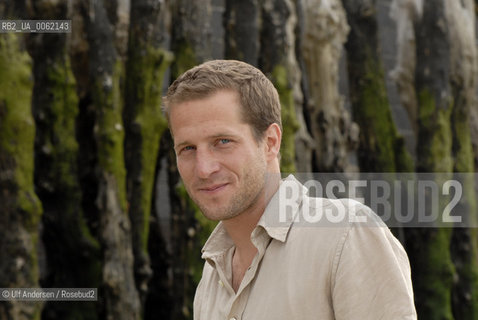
[82,0,140,318]
[260,0,300,173]
[28,30,102,320]
[165,145,198,320]
[343,0,412,172]
[390,0,478,317]
[93,60,140,319]
[225,0,261,65]
[342,0,413,244]
[450,139,478,312]
[411,92,455,319]
[124,0,174,309]
[171,0,224,66]
[448,1,478,316]
[299,0,358,172]
[411,1,455,318]
[0,33,43,320]
[271,65,299,173]
[25,2,103,319]
[2,1,478,319]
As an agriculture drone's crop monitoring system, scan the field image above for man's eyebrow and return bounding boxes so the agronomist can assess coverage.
[207,132,245,144]
[174,141,190,150]
[209,133,240,139]
[174,133,241,149]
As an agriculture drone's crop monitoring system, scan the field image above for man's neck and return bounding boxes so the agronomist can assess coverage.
[222,206,263,253]
[222,173,281,253]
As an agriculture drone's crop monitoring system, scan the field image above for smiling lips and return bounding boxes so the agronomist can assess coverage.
[198,183,229,193]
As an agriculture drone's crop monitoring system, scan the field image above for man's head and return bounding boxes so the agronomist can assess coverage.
[164,60,283,221]
[163,59,282,142]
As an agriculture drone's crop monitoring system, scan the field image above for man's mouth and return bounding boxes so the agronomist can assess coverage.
[198,183,229,193]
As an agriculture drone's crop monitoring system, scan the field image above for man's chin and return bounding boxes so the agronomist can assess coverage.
[199,206,238,222]
[201,210,228,221]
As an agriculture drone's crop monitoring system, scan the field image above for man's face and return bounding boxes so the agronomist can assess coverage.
[170,89,268,221]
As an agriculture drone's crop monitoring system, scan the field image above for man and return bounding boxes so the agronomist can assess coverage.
[163,60,416,319]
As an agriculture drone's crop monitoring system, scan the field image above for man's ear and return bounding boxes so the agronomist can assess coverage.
[263,123,282,161]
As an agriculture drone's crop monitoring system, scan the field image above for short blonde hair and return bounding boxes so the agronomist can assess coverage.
[163,60,282,141]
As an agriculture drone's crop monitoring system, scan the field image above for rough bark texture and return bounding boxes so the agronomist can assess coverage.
[390,0,421,137]
[299,0,359,172]
[0,29,43,320]
[145,134,175,320]
[342,0,413,244]
[0,4,42,320]
[26,1,102,319]
[171,0,225,77]
[123,0,173,310]
[343,0,413,173]
[410,1,455,319]
[225,0,261,65]
[391,1,478,318]
[446,0,478,318]
[293,0,314,173]
[3,1,478,319]
[164,133,216,320]
[474,0,478,168]
[226,0,306,173]
[80,0,141,319]
[471,101,478,171]
[260,0,300,173]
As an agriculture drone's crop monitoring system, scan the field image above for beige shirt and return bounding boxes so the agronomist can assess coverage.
[194,175,417,320]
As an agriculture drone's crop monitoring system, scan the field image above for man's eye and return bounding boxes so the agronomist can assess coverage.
[183,146,195,152]
[219,139,231,144]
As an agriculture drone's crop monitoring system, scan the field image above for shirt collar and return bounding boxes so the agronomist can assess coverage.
[201,174,307,260]
[256,174,307,242]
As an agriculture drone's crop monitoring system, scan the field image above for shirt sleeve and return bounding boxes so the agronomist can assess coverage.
[331,211,417,319]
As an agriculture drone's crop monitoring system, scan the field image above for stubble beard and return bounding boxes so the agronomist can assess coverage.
[188,163,267,221]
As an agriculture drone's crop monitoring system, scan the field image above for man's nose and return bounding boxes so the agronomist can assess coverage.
[195,149,220,178]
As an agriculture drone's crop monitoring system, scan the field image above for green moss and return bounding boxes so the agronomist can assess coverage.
[452,111,474,174]
[270,65,299,173]
[417,89,453,172]
[0,33,43,318]
[351,54,401,172]
[0,34,43,222]
[45,50,101,251]
[46,56,80,187]
[449,89,478,318]
[413,88,455,319]
[393,137,414,172]
[31,41,102,319]
[171,40,197,80]
[93,60,128,211]
[0,33,42,225]
[127,46,173,251]
[416,228,455,320]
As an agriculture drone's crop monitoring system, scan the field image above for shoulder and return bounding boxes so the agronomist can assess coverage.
[290,195,408,273]
[283,197,381,264]
[295,195,385,228]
